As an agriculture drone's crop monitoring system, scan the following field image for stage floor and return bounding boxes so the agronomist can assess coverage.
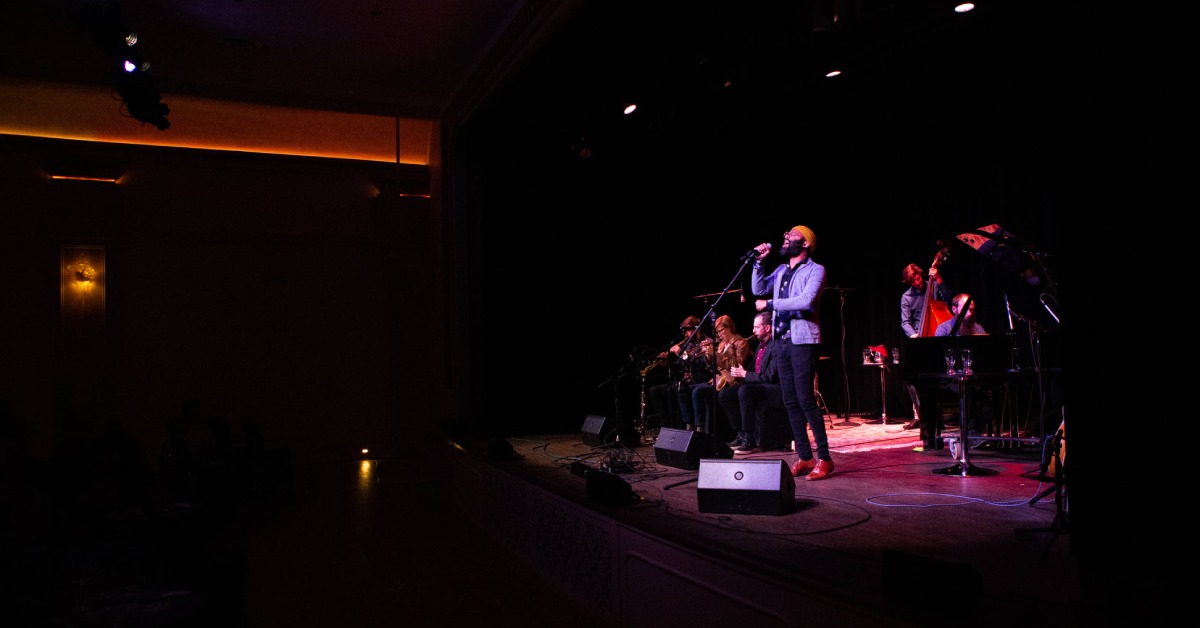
[455,418,1147,627]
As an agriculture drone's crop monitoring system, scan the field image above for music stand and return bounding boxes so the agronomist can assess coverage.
[595,355,644,447]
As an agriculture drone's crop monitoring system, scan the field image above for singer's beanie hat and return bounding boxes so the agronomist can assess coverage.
[790,225,817,253]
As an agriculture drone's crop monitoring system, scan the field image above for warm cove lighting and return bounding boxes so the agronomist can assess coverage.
[1,79,433,165]
[50,174,118,183]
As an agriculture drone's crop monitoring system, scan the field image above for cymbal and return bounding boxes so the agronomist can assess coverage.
[692,288,740,299]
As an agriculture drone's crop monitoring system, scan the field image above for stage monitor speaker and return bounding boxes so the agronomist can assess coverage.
[581,414,614,447]
[586,470,635,506]
[653,427,733,470]
[696,458,795,515]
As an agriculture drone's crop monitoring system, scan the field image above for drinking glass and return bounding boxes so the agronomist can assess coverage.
[891,347,900,365]
[944,349,957,375]
[961,349,974,375]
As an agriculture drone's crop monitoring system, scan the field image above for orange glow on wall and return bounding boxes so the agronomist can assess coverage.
[1,78,432,165]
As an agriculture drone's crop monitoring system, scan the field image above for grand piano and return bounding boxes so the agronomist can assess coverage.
[897,331,1061,476]
[896,224,1063,476]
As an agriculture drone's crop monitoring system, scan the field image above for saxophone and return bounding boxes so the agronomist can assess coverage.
[640,354,667,376]
[715,341,732,391]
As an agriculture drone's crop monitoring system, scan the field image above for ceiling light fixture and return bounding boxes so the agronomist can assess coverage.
[78,3,171,129]
[121,58,150,73]
[112,41,169,129]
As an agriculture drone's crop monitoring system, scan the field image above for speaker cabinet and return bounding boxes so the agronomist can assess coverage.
[653,427,732,470]
[696,458,795,515]
[586,471,634,506]
[581,414,613,446]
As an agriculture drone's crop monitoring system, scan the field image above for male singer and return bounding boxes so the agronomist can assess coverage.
[749,225,833,481]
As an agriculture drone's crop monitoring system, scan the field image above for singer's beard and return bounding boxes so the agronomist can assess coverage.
[778,240,803,258]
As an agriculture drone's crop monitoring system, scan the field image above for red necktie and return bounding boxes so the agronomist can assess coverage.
[754,345,765,373]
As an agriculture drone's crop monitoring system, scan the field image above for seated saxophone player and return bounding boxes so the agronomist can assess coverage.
[689,314,751,438]
[647,315,705,430]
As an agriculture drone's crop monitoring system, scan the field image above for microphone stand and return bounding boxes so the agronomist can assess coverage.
[826,286,857,428]
[595,351,643,447]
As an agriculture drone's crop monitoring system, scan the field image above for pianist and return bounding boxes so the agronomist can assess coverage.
[910,292,996,447]
[935,294,987,337]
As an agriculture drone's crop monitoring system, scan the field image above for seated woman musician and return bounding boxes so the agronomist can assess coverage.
[689,314,751,438]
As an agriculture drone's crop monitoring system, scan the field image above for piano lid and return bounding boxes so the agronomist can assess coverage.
[956,223,1059,333]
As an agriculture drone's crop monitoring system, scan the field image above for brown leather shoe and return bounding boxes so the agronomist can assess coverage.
[790,458,816,477]
[806,459,834,481]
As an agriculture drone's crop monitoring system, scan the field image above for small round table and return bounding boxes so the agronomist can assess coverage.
[860,361,896,425]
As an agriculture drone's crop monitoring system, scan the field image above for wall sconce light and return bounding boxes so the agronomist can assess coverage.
[61,245,106,337]
[69,262,98,283]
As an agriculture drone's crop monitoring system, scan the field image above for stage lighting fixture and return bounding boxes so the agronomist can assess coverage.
[115,72,170,130]
[75,2,171,129]
[118,46,151,73]
[122,59,151,73]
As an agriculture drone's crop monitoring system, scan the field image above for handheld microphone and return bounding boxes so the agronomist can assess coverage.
[741,243,771,260]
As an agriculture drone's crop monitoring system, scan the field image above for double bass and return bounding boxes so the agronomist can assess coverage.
[916,247,953,337]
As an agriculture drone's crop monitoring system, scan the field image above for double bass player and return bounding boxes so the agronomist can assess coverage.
[899,258,952,434]
[900,258,951,338]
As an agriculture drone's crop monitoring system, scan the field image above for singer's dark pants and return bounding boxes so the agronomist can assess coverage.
[777,342,830,461]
